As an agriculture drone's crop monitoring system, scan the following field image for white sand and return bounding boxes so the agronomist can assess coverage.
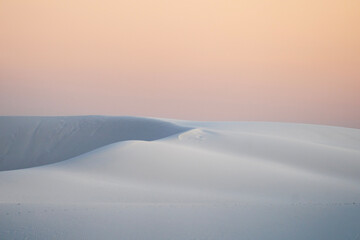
[0,116,359,239]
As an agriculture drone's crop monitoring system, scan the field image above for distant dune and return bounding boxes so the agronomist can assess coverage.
[0,116,359,240]
[0,116,190,170]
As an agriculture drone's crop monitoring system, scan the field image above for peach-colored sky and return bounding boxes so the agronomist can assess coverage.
[0,0,359,128]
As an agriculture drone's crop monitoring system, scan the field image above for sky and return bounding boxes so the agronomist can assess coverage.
[0,0,359,128]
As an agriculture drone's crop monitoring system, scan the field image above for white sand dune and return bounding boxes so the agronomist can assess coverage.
[0,116,190,170]
[0,116,359,239]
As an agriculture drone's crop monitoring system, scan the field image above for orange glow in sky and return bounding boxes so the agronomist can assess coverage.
[0,0,359,127]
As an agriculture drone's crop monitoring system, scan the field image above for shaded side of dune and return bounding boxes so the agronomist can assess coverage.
[0,116,190,171]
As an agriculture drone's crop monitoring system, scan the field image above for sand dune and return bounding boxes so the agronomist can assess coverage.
[0,116,359,239]
[0,116,189,170]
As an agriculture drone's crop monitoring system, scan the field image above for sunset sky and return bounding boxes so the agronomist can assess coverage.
[0,0,359,128]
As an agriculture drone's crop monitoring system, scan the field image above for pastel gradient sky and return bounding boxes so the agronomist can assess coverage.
[1,0,359,128]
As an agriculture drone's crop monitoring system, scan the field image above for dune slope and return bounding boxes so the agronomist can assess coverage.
[0,116,360,240]
[0,116,190,170]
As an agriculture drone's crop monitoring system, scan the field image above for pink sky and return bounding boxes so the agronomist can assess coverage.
[1,0,359,128]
